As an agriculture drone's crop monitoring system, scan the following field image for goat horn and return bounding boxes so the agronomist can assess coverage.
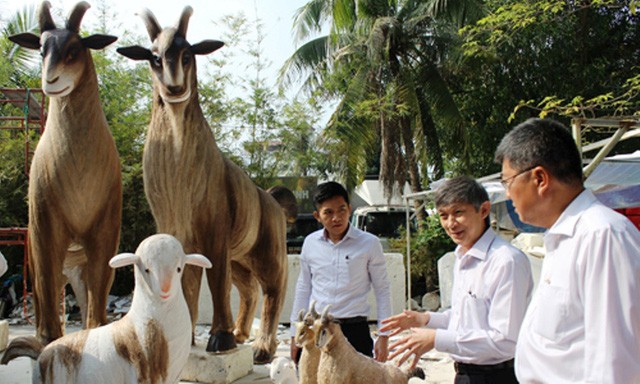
[297,309,305,322]
[309,300,319,319]
[66,1,90,33]
[320,304,332,323]
[38,1,56,32]
[138,8,162,41]
[176,6,193,38]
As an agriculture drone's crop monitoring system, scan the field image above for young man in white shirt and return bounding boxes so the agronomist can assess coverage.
[381,176,533,384]
[495,118,640,383]
[289,181,392,363]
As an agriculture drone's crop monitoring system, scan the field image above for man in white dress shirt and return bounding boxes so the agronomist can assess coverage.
[381,176,533,384]
[495,118,640,383]
[289,181,392,363]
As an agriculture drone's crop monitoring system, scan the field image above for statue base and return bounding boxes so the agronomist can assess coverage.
[180,342,254,384]
[0,320,8,351]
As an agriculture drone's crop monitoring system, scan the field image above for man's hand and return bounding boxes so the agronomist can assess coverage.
[290,337,301,364]
[387,328,436,369]
[374,335,389,362]
[379,310,430,337]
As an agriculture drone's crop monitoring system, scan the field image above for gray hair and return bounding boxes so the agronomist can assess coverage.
[494,118,583,184]
[434,176,489,211]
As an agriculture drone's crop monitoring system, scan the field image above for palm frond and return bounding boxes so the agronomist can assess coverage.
[332,0,357,33]
[2,4,40,77]
[279,36,329,93]
[292,0,332,44]
[421,0,486,26]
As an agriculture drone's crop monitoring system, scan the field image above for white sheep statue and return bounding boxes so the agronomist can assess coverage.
[8,0,122,344]
[0,234,212,384]
[270,357,299,384]
[314,306,424,384]
[294,301,321,384]
[116,6,288,363]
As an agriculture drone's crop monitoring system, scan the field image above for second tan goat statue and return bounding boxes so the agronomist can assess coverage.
[117,6,288,363]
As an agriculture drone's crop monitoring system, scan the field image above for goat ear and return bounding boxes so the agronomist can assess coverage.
[117,46,153,61]
[185,253,212,269]
[82,34,118,50]
[191,40,224,56]
[109,253,139,268]
[8,33,41,50]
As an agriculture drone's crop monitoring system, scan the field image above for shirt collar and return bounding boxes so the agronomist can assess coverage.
[454,228,495,261]
[317,224,357,244]
[547,189,595,238]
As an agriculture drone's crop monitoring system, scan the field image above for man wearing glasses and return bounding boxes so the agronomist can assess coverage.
[495,118,640,383]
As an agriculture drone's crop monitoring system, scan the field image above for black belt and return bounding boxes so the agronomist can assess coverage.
[336,316,367,324]
[454,359,514,374]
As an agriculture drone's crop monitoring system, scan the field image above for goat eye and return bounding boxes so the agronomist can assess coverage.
[144,268,150,273]
[152,55,162,68]
[177,267,182,273]
[65,49,78,63]
[182,52,192,66]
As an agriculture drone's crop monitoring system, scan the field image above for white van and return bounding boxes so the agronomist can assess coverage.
[350,205,414,250]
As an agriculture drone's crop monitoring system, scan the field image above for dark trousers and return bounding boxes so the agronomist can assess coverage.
[454,359,518,384]
[338,318,373,357]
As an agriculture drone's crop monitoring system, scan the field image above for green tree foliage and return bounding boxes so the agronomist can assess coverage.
[458,0,640,149]
[214,12,327,188]
[390,211,453,295]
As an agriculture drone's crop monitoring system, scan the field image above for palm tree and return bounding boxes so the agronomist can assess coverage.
[281,0,484,209]
[1,3,40,85]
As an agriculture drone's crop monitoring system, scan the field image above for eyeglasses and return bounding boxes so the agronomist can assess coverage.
[500,165,537,189]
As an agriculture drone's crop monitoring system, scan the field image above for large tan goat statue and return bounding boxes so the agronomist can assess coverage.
[8,1,122,344]
[117,6,288,363]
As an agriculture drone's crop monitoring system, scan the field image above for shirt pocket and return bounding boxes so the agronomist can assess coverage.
[345,252,367,285]
[460,294,490,330]
[532,283,568,340]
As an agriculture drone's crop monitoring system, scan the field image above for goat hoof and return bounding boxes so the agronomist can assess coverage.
[206,331,237,353]
[253,348,274,365]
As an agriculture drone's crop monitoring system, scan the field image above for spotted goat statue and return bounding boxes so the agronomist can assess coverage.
[8,1,121,344]
[117,6,288,363]
[1,234,212,384]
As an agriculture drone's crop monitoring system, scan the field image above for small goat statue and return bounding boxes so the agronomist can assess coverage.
[294,301,321,384]
[314,306,425,384]
[270,357,299,384]
[116,6,288,363]
[8,1,122,344]
[1,234,212,384]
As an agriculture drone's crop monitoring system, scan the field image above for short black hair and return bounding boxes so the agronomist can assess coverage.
[495,118,583,185]
[434,176,489,211]
[313,181,349,209]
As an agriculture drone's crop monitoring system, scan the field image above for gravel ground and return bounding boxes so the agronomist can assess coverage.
[0,320,455,383]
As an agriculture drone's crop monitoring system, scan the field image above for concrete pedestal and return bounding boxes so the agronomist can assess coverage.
[180,343,253,384]
[0,320,8,351]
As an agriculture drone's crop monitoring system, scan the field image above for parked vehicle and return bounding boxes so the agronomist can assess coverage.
[351,205,415,250]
